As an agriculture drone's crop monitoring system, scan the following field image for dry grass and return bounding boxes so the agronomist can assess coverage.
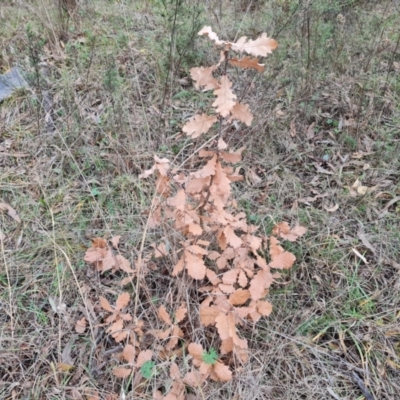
[1,0,399,399]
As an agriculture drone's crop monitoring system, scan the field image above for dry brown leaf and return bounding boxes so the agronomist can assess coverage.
[269,237,295,269]
[115,255,134,273]
[158,305,172,325]
[212,76,237,117]
[200,305,220,326]
[230,102,253,126]
[92,237,108,248]
[99,296,113,312]
[0,202,21,223]
[229,289,250,306]
[246,168,262,185]
[182,114,218,138]
[107,319,123,336]
[231,36,248,52]
[219,283,235,294]
[190,66,219,91]
[75,317,87,334]
[324,204,339,212]
[220,151,242,164]
[224,226,242,248]
[113,367,132,378]
[136,350,153,367]
[216,313,248,350]
[249,269,273,301]
[172,255,185,276]
[57,362,74,372]
[222,268,239,285]
[272,222,307,242]
[186,177,210,194]
[102,250,116,272]
[257,300,273,316]
[175,304,187,323]
[213,361,232,382]
[167,189,186,210]
[110,235,121,248]
[185,251,206,280]
[233,33,278,57]
[229,56,264,72]
[183,370,205,387]
[170,362,181,380]
[188,223,203,236]
[122,344,136,364]
[116,292,130,311]
[198,26,224,45]
[188,342,203,360]
[193,155,217,178]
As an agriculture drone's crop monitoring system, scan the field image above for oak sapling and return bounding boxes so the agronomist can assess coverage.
[82,26,306,391]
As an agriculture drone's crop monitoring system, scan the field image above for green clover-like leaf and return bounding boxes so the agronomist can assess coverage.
[202,347,218,365]
[140,360,155,379]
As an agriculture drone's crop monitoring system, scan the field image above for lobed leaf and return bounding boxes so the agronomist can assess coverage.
[182,114,218,138]
[212,76,237,117]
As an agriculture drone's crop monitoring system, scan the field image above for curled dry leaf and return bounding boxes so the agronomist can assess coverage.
[232,33,278,57]
[229,56,265,72]
[197,26,224,45]
[325,203,339,212]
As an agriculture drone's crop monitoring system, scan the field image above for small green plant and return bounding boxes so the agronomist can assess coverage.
[202,348,218,365]
[140,360,156,379]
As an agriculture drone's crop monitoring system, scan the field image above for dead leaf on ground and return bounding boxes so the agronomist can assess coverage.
[290,119,296,137]
[75,317,87,334]
[357,228,376,254]
[272,222,307,242]
[324,203,339,212]
[313,163,334,175]
[245,168,262,185]
[0,202,21,223]
[306,122,315,140]
[350,179,375,197]
[352,248,368,264]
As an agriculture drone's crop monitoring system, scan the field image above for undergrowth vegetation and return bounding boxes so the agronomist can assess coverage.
[1,0,400,399]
